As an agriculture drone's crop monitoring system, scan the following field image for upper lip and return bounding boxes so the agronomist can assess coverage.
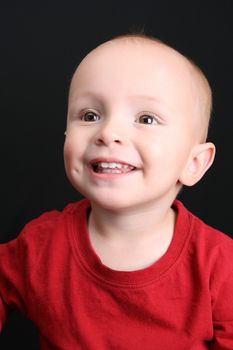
[89,157,137,168]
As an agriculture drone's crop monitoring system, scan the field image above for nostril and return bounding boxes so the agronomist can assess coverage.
[95,137,122,146]
[94,130,124,146]
[95,138,105,145]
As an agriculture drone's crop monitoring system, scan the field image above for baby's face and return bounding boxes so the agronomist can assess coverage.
[64,39,204,212]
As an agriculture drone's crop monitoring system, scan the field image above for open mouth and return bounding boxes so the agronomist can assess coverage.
[91,162,136,174]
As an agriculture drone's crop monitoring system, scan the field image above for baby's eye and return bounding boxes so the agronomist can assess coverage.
[80,111,100,122]
[136,114,159,125]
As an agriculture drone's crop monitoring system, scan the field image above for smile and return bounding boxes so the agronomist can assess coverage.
[91,162,136,174]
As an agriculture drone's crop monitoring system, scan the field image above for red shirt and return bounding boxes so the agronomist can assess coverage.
[0,199,233,349]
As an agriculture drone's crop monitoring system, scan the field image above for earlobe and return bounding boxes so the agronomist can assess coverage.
[179,142,216,187]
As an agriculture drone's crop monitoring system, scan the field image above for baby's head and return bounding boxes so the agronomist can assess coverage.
[64,34,215,211]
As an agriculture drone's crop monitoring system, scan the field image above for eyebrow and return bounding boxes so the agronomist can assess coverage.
[73,91,158,103]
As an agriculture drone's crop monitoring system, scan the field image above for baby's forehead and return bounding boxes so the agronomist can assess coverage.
[71,38,197,100]
[73,38,191,80]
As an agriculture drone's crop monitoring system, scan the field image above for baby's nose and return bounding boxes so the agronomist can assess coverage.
[94,120,126,146]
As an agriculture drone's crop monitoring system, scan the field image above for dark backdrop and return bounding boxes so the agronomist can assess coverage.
[0,1,232,348]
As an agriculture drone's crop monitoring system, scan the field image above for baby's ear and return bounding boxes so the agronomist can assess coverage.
[179,142,216,186]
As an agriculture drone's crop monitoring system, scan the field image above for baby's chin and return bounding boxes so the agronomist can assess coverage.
[86,195,131,212]
[80,190,138,213]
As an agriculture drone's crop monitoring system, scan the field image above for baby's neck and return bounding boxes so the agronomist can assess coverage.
[88,202,176,271]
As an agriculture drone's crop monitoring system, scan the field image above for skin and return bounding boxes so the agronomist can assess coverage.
[64,37,215,271]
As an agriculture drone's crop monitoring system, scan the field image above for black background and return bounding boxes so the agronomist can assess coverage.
[0,0,232,348]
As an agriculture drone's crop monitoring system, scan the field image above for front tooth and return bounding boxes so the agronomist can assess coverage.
[109,162,117,168]
[99,162,123,169]
[101,162,110,168]
[97,162,134,169]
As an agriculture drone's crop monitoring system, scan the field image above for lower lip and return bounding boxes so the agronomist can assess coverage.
[87,166,138,180]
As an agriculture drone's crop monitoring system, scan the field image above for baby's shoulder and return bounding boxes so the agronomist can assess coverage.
[187,208,233,275]
[176,200,233,256]
[192,211,233,250]
[20,200,87,241]
[1,200,88,253]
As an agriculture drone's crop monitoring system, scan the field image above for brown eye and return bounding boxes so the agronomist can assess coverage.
[81,111,100,122]
[137,114,158,125]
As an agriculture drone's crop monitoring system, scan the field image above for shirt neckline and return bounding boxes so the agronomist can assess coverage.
[69,199,193,288]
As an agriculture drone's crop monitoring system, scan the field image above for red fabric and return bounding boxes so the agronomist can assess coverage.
[0,199,233,349]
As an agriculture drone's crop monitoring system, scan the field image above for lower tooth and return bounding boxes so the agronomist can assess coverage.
[94,166,134,173]
[102,169,121,173]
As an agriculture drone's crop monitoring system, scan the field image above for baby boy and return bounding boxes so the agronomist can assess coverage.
[1,34,233,349]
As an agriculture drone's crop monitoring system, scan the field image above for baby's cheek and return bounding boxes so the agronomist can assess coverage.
[63,139,75,168]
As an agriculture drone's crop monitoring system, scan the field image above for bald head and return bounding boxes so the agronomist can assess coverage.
[69,34,212,142]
